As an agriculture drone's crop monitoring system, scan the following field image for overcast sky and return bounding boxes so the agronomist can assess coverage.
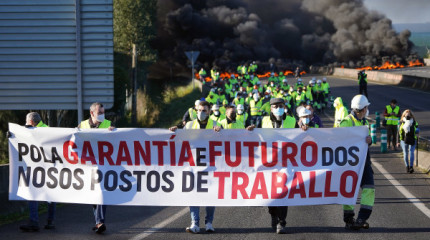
[364,0,430,23]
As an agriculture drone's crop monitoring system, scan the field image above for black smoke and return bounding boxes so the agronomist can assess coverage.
[151,0,413,75]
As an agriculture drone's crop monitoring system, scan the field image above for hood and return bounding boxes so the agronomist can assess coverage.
[334,97,344,108]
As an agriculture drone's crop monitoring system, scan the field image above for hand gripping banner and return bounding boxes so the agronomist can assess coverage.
[8,123,369,206]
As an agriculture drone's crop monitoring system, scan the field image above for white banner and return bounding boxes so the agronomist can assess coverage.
[8,123,369,206]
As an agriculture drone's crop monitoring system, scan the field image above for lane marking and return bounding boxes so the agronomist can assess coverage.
[372,161,430,219]
[129,207,189,240]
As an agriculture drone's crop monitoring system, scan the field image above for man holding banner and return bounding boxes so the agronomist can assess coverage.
[339,95,374,230]
[78,102,114,234]
[19,112,56,232]
[261,98,298,234]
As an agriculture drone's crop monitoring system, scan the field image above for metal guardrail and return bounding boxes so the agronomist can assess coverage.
[417,136,430,152]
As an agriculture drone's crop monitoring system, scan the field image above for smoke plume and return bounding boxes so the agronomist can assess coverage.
[152,0,413,74]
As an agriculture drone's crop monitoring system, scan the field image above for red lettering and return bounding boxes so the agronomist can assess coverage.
[116,141,132,165]
[209,141,222,166]
[232,172,249,199]
[81,141,96,165]
[262,142,278,167]
[301,141,318,167]
[340,171,358,198]
[214,172,230,199]
[309,171,322,198]
[169,141,176,166]
[250,172,268,199]
[288,172,306,199]
[97,141,114,166]
[271,172,288,199]
[243,141,259,167]
[63,141,78,164]
[281,142,298,167]
[225,141,242,167]
[153,141,168,166]
[178,141,195,166]
[134,141,151,166]
[324,171,338,197]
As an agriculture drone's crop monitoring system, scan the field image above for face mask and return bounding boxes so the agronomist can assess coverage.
[253,96,259,101]
[303,118,310,125]
[365,109,369,118]
[265,95,269,98]
[273,107,285,117]
[406,115,411,120]
[197,111,208,121]
[271,84,274,87]
[96,113,105,123]
[237,110,244,115]
[214,111,220,116]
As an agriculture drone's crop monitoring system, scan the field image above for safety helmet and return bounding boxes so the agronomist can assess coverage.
[212,104,220,111]
[283,79,287,83]
[297,107,312,117]
[257,81,261,85]
[253,93,259,99]
[312,77,316,81]
[298,78,302,82]
[195,100,201,106]
[350,95,370,110]
[317,79,322,84]
[310,79,316,85]
[211,88,216,93]
[322,77,327,82]
[237,104,244,111]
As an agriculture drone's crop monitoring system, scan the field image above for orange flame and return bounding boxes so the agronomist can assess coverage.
[341,65,344,68]
[284,70,294,76]
[408,60,424,67]
[205,77,212,82]
[300,71,307,75]
[257,72,271,78]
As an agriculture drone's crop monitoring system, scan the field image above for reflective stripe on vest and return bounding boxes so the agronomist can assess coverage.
[262,116,296,128]
[237,113,248,125]
[250,100,262,116]
[188,108,197,121]
[185,119,216,129]
[80,119,111,129]
[385,105,400,125]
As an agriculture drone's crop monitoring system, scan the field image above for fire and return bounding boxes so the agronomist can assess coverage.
[300,71,307,75]
[408,60,424,67]
[257,72,271,78]
[284,70,294,76]
[341,65,344,68]
[205,77,212,82]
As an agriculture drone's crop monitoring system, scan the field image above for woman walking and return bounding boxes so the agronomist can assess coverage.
[397,109,419,173]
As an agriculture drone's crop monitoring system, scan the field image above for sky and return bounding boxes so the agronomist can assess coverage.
[364,0,430,24]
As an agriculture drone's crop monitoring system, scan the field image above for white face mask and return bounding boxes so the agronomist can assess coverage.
[197,111,208,121]
[365,109,369,118]
[237,110,244,115]
[96,113,105,123]
[253,96,259,101]
[302,118,310,125]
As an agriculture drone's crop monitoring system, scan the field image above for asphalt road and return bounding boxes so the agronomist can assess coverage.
[1,75,430,240]
[379,66,430,78]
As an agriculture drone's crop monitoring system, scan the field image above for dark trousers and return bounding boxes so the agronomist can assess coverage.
[386,125,398,147]
[268,206,288,226]
[359,83,368,97]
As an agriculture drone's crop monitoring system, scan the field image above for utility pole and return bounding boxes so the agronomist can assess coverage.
[131,44,137,126]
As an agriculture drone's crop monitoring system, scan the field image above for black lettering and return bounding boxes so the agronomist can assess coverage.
[32,167,45,188]
[18,166,31,186]
[335,147,347,166]
[147,171,160,192]
[30,145,41,162]
[91,169,103,190]
[18,143,29,161]
[196,147,207,166]
[40,147,52,163]
[322,147,333,166]
[105,170,118,191]
[59,168,72,189]
[73,169,84,190]
[162,171,174,192]
[119,170,132,192]
[46,167,58,188]
[51,147,63,163]
[133,171,146,192]
[182,171,194,192]
[348,146,359,166]
[197,172,208,192]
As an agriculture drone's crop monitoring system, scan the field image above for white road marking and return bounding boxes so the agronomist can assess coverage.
[372,161,430,219]
[129,207,189,240]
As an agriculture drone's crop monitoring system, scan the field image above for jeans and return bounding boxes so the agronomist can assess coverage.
[189,206,215,225]
[93,205,107,224]
[386,125,398,147]
[29,201,56,223]
[268,206,288,226]
[400,140,416,167]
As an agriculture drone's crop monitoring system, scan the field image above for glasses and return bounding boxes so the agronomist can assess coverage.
[272,105,284,109]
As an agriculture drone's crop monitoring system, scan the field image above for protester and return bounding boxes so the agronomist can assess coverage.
[19,112,56,232]
[384,99,401,150]
[78,102,115,234]
[397,109,419,173]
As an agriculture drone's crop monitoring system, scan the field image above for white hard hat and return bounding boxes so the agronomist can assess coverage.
[298,107,312,117]
[298,78,302,82]
[312,77,316,81]
[323,77,327,81]
[237,104,244,110]
[317,79,322,84]
[283,79,287,83]
[253,93,259,98]
[195,100,201,106]
[351,95,370,110]
[310,79,316,84]
[212,104,220,111]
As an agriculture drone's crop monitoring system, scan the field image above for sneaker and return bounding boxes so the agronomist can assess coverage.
[352,218,369,230]
[276,223,287,234]
[205,222,215,232]
[406,166,410,173]
[44,220,55,230]
[344,217,355,230]
[20,221,40,232]
[271,215,277,230]
[409,167,414,174]
[92,223,106,234]
[186,223,200,234]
